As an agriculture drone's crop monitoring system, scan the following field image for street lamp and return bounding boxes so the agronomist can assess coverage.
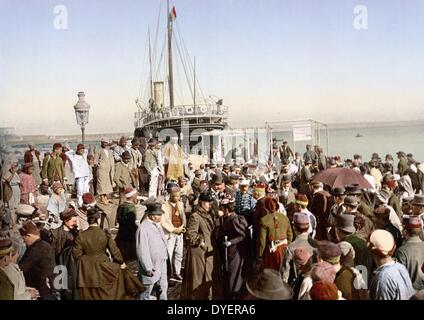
[73,91,90,144]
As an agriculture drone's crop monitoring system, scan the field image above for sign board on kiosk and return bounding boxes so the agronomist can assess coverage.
[293,125,312,142]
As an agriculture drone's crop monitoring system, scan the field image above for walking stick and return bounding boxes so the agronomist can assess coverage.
[224,236,229,273]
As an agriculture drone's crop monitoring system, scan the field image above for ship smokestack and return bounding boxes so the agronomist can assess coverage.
[153,81,164,110]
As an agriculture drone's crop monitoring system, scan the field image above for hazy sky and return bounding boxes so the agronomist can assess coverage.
[1,0,424,135]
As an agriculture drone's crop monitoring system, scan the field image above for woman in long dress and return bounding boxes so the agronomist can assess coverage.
[72,209,143,300]
[19,163,38,205]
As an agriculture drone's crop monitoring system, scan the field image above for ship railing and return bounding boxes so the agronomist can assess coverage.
[134,104,228,126]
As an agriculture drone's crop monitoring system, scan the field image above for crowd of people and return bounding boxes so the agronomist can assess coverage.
[1,137,424,301]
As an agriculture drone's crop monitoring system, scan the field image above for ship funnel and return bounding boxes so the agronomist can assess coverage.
[153,81,164,110]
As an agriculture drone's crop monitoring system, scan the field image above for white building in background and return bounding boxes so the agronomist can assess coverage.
[0,127,15,145]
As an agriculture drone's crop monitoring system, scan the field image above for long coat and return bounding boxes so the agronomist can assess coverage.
[299,166,312,195]
[163,143,184,181]
[215,214,251,299]
[135,218,169,286]
[116,202,138,261]
[19,239,55,300]
[94,148,115,195]
[50,226,79,300]
[72,226,128,300]
[309,190,331,240]
[181,206,215,300]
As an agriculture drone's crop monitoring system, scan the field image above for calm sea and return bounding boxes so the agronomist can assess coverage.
[265,123,424,163]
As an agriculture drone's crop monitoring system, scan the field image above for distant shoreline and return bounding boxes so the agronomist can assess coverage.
[3,119,424,145]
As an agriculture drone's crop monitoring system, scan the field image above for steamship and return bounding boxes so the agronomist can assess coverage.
[133,1,229,155]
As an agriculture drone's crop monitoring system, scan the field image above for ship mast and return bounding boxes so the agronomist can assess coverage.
[193,56,196,107]
[148,27,154,102]
[167,0,175,108]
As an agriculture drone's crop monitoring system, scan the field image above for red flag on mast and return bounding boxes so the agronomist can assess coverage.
[170,6,177,20]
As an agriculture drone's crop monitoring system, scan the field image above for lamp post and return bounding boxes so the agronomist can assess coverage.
[73,91,90,145]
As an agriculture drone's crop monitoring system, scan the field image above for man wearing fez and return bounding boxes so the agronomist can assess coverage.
[66,144,89,208]
[19,221,56,300]
[41,143,66,187]
[161,186,186,283]
[114,151,137,195]
[136,199,169,300]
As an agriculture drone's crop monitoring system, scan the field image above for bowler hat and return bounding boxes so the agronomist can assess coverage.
[346,184,362,195]
[246,269,293,300]
[411,194,424,207]
[335,214,356,234]
[343,195,359,207]
[332,187,345,196]
[198,192,213,202]
[145,202,165,216]
[210,174,223,184]
[281,174,292,184]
